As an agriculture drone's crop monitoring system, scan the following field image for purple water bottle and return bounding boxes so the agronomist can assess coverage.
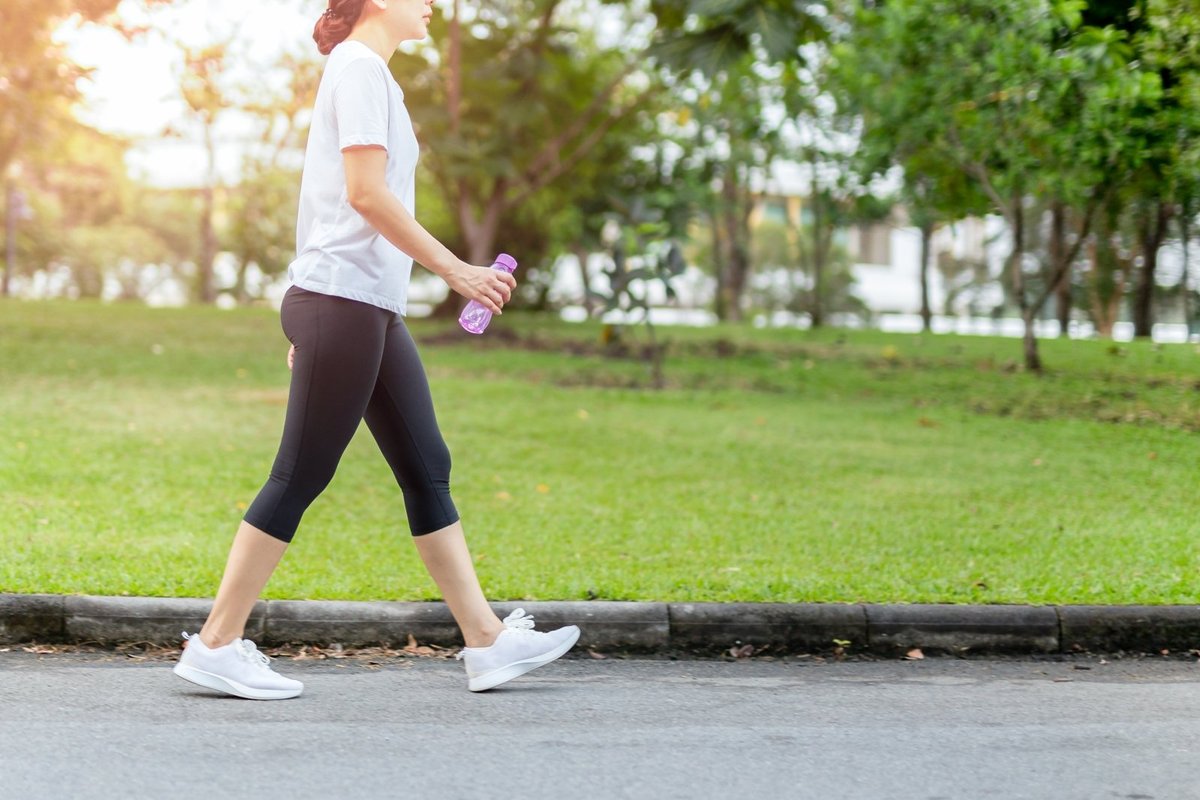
[459,253,518,334]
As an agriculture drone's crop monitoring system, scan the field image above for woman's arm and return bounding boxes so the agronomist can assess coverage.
[342,145,514,315]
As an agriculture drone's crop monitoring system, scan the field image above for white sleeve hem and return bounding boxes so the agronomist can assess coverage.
[339,135,388,151]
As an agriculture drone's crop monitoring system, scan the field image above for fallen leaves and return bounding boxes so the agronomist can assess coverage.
[278,636,455,662]
[21,645,59,655]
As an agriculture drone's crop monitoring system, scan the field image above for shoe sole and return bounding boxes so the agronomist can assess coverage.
[173,662,303,700]
[467,626,581,692]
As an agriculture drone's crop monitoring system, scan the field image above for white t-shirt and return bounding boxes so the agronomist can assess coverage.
[287,39,419,315]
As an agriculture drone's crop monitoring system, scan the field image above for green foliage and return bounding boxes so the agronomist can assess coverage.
[790,232,869,322]
[223,164,300,292]
[589,223,687,317]
[3,117,186,297]
[586,217,687,387]
[60,224,170,298]
[391,3,662,268]
[0,0,172,173]
[829,0,1190,367]
[648,0,825,74]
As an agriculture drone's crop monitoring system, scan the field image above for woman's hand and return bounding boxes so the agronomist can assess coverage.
[445,260,516,315]
[287,344,295,371]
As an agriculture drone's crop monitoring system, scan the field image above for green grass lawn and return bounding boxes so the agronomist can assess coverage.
[2,297,1197,604]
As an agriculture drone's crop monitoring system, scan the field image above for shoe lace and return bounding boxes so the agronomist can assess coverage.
[234,639,272,670]
[500,607,537,636]
[454,608,537,660]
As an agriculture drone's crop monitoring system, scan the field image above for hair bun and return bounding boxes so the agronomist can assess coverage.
[313,1,365,56]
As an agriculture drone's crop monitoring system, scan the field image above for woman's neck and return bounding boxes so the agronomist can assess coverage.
[346,24,396,64]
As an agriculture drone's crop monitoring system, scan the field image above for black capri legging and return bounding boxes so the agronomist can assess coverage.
[243,285,460,543]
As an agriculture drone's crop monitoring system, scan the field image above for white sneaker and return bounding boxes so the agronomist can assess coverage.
[455,608,581,692]
[173,631,303,700]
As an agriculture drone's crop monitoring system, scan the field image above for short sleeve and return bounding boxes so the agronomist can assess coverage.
[332,58,390,152]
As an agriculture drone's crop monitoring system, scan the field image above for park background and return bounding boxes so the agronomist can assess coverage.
[2,0,1199,606]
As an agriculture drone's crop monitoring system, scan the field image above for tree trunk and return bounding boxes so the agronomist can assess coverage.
[429,180,507,318]
[1180,198,1193,336]
[76,265,103,298]
[720,170,748,323]
[809,161,824,328]
[1087,238,1122,339]
[1008,197,1040,373]
[1049,200,1070,338]
[3,180,14,298]
[195,119,219,304]
[575,245,594,314]
[1086,199,1125,339]
[195,119,222,305]
[1021,306,1040,373]
[198,180,216,304]
[234,258,252,305]
[1132,200,1171,339]
[709,205,727,321]
[918,218,933,332]
[428,0,465,320]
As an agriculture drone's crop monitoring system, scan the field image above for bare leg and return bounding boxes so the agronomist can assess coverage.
[198,520,288,649]
[413,520,505,648]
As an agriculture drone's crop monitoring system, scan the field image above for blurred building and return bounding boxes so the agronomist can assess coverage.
[748,160,1007,321]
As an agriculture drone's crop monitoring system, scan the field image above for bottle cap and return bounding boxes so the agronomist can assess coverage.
[494,253,518,272]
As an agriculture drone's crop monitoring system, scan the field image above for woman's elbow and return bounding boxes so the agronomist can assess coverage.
[348,188,379,216]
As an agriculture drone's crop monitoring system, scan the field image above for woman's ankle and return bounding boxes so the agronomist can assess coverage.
[463,623,505,649]
[198,627,241,650]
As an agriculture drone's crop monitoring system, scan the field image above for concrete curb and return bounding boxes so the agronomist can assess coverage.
[2,594,1200,655]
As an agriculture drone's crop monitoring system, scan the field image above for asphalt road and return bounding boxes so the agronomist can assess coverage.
[1,649,1197,800]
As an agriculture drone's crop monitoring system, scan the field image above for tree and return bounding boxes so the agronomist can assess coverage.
[1133,0,1200,334]
[1,104,187,300]
[830,30,991,332]
[838,0,1158,372]
[670,61,790,321]
[60,223,169,299]
[175,38,237,305]
[392,0,660,317]
[0,0,173,295]
[646,0,826,321]
[224,49,322,304]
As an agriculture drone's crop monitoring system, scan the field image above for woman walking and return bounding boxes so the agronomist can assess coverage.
[172,0,580,699]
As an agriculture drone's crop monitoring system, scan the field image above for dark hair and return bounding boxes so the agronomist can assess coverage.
[313,0,369,56]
